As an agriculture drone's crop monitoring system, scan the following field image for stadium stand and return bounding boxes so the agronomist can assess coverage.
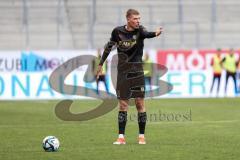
[0,0,240,50]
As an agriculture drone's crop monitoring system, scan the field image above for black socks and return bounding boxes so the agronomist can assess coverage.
[138,112,147,134]
[118,111,147,135]
[118,111,127,134]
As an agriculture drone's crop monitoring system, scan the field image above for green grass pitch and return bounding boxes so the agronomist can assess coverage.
[0,98,240,160]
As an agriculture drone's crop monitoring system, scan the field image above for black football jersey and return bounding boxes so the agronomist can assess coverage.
[99,25,156,66]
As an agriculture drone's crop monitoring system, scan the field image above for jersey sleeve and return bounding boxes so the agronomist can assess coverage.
[110,28,118,42]
[99,28,118,65]
[140,26,156,39]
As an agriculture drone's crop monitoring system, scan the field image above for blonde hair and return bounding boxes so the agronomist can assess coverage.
[126,9,139,18]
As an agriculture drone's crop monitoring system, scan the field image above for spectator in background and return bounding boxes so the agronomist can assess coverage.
[143,52,153,97]
[238,56,240,94]
[210,48,222,96]
[92,49,109,95]
[221,49,238,95]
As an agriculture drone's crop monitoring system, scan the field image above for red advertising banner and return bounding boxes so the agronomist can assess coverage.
[157,49,240,70]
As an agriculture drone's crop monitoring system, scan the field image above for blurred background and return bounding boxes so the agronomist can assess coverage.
[1,0,240,49]
[0,0,239,99]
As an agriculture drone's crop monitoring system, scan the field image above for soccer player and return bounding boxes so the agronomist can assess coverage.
[221,49,238,95]
[143,52,154,97]
[92,48,109,95]
[96,9,163,144]
[238,57,240,94]
[210,48,222,96]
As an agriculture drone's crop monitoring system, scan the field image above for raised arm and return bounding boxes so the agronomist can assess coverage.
[140,26,163,39]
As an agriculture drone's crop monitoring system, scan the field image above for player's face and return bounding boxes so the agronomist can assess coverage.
[127,14,140,29]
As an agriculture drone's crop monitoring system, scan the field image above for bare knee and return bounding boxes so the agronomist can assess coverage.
[135,98,145,112]
[119,100,129,111]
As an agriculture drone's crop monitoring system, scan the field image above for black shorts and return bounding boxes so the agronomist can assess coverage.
[97,75,106,82]
[116,65,145,100]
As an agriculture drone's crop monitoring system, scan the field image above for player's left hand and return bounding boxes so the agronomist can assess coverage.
[155,27,163,36]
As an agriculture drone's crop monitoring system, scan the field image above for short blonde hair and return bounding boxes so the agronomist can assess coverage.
[126,9,140,18]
